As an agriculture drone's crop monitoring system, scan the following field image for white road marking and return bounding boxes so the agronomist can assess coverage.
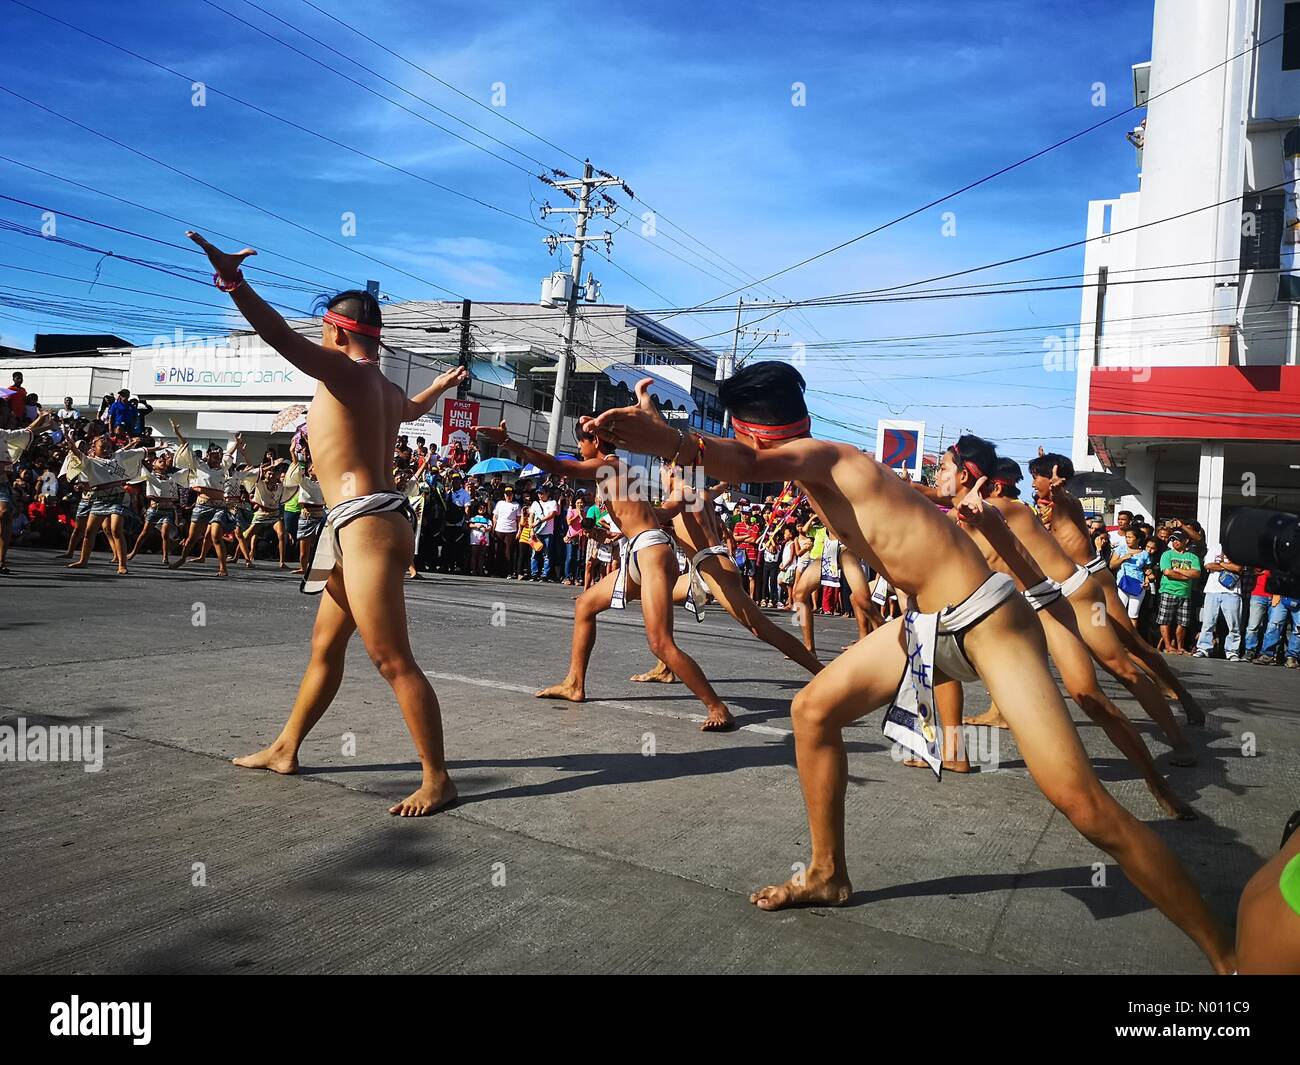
[423,669,792,738]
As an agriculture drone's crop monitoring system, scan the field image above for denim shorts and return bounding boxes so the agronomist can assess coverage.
[89,490,126,517]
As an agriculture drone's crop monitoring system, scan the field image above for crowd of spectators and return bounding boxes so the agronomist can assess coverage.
[1097,508,1300,667]
[3,366,1296,668]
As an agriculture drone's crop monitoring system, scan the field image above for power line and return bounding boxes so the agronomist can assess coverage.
[653,27,1287,321]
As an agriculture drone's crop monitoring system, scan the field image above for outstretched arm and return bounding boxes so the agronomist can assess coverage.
[956,482,1047,590]
[473,420,613,480]
[187,231,360,388]
[404,366,469,421]
[592,379,836,483]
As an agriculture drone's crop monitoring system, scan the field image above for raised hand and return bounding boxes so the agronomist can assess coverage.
[186,230,257,282]
[591,378,675,455]
[435,365,470,393]
[1047,464,1068,501]
[473,420,510,447]
[955,476,989,528]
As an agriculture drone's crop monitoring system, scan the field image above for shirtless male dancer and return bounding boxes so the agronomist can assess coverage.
[593,362,1232,971]
[955,448,1196,767]
[927,440,1194,818]
[630,464,823,682]
[1031,453,1206,726]
[474,418,735,731]
[188,230,467,815]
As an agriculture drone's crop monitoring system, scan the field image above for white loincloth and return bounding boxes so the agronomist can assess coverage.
[1058,564,1090,599]
[301,491,412,595]
[684,544,731,622]
[1021,576,1062,612]
[1084,552,1109,575]
[610,529,673,610]
[882,572,1017,778]
[870,575,892,608]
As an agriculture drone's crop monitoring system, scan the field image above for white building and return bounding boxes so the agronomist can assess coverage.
[1071,0,1300,546]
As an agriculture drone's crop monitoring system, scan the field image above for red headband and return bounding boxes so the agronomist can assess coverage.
[324,309,382,339]
[730,415,811,441]
[949,446,993,495]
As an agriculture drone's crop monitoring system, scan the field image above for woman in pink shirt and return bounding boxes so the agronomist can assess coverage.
[562,489,587,585]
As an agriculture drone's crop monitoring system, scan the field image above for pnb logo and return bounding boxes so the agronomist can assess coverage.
[154,367,168,384]
[50,997,151,1045]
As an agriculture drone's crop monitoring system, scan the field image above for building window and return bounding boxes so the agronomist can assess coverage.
[1241,191,1285,271]
[1284,2,1300,71]
[690,386,726,436]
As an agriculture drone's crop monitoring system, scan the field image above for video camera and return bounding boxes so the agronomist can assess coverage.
[1223,507,1300,575]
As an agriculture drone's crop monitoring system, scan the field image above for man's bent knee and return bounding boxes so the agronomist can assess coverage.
[1050,783,1117,843]
[790,689,835,735]
[368,646,419,684]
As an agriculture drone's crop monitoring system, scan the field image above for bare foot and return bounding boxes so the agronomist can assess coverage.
[293,567,305,574]
[904,757,972,773]
[65,560,87,569]
[701,705,735,731]
[1151,783,1198,821]
[279,563,289,570]
[1169,745,1198,768]
[389,777,457,817]
[232,743,298,774]
[962,709,1009,729]
[116,566,128,575]
[1181,695,1206,727]
[537,681,585,702]
[630,668,676,683]
[750,868,852,911]
[217,569,229,578]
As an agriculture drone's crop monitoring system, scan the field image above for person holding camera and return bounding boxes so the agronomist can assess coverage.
[1193,543,1244,660]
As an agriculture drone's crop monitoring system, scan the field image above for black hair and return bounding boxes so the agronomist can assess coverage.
[717,361,808,426]
[948,433,998,481]
[1028,452,1074,479]
[316,289,383,337]
[573,412,601,445]
[1118,509,1133,519]
[993,457,1023,498]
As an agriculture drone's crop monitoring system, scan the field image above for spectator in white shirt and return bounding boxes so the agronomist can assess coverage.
[491,484,521,577]
[528,485,560,581]
[56,397,79,424]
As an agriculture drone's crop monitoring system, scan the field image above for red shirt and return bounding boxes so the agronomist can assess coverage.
[1251,569,1271,597]
[7,385,27,418]
[733,520,759,562]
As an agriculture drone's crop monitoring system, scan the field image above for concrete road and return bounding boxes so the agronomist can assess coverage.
[1,549,1295,973]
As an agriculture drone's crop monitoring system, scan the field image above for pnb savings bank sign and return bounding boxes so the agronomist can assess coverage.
[131,340,302,398]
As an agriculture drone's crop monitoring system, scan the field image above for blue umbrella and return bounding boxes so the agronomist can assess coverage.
[467,456,521,476]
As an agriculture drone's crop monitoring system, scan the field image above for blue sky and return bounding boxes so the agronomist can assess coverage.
[0,0,1157,466]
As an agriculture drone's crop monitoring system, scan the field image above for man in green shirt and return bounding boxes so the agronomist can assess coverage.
[1156,528,1201,653]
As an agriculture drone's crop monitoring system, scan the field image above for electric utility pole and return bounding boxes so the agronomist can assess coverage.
[457,298,472,400]
[538,161,623,455]
[719,298,788,432]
